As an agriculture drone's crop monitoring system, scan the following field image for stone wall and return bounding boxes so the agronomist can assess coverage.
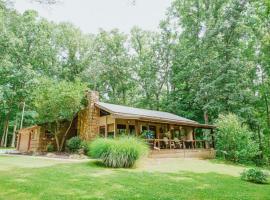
[77,91,100,141]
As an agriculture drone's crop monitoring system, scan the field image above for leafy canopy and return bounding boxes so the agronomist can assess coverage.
[215,113,260,164]
[33,79,87,123]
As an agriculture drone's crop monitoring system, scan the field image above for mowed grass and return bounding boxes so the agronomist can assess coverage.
[0,155,78,171]
[0,156,269,200]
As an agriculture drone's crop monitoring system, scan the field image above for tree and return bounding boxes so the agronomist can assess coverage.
[33,79,87,151]
[55,22,93,81]
[215,113,260,164]
[130,27,173,110]
[81,29,134,105]
[166,0,258,123]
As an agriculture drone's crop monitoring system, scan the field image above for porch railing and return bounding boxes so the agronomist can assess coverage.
[144,139,213,150]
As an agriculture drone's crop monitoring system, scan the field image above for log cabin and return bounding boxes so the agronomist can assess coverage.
[17,91,216,158]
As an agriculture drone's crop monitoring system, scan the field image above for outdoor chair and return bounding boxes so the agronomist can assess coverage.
[170,140,176,149]
[174,137,182,149]
[162,137,170,149]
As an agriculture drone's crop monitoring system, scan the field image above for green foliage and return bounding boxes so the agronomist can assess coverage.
[46,143,54,152]
[33,79,87,123]
[241,168,269,184]
[215,114,260,164]
[80,140,89,154]
[140,130,155,139]
[89,137,149,168]
[33,79,87,151]
[88,138,113,158]
[66,136,82,153]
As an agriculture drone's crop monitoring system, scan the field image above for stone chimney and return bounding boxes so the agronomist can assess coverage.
[78,90,100,141]
[86,90,99,106]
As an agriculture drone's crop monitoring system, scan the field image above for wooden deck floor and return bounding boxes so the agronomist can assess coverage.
[149,148,216,159]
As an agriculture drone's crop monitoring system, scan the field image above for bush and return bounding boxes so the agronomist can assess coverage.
[215,113,260,164]
[66,136,82,153]
[46,143,54,152]
[80,140,89,154]
[241,168,269,184]
[88,137,149,168]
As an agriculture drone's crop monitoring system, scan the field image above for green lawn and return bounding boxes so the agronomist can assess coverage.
[0,156,269,200]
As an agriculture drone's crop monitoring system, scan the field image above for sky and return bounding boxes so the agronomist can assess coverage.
[14,0,173,34]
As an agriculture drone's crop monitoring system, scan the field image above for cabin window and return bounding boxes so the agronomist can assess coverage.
[117,124,126,135]
[129,125,135,135]
[141,126,147,132]
[99,126,105,137]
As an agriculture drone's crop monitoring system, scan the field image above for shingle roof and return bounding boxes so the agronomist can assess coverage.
[95,102,199,125]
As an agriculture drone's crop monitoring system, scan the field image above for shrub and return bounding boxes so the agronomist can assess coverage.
[241,168,269,184]
[215,113,260,164]
[88,137,149,168]
[46,143,54,152]
[80,140,89,154]
[66,136,82,153]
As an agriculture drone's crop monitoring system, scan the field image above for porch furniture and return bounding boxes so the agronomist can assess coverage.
[163,137,170,149]
[174,137,182,149]
[144,139,210,150]
[170,140,176,149]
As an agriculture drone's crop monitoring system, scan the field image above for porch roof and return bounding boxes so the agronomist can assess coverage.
[95,102,214,128]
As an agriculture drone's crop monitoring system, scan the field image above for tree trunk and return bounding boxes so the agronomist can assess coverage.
[54,121,61,151]
[257,126,263,159]
[203,110,209,124]
[155,93,160,111]
[55,135,60,152]
[4,120,9,147]
[122,89,126,105]
[1,122,6,147]
[11,117,18,148]
[59,119,74,152]
[20,101,26,129]
[1,112,10,147]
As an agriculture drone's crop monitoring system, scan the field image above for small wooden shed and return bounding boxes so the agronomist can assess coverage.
[17,126,42,152]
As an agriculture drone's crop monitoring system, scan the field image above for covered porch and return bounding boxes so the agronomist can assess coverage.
[98,115,215,151]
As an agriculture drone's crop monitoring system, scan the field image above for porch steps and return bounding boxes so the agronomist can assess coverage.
[149,149,215,159]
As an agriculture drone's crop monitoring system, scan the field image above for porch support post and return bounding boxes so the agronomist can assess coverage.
[135,120,139,136]
[192,128,196,149]
[105,116,108,138]
[113,118,116,138]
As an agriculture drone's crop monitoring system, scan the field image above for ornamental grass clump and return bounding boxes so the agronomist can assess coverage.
[88,137,149,168]
[241,168,269,184]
